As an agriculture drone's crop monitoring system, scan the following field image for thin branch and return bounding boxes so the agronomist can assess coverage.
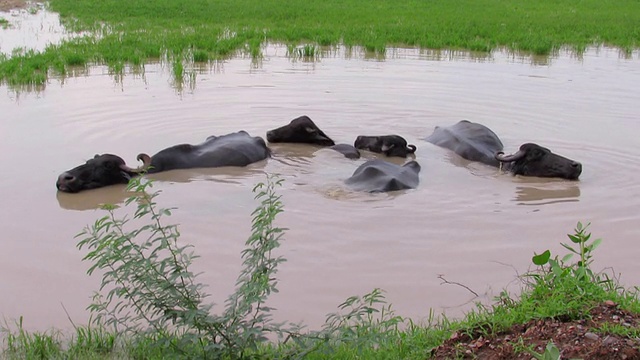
[61,302,78,330]
[437,274,479,297]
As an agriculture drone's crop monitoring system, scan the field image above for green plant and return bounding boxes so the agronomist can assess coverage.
[1,317,62,359]
[286,44,319,62]
[596,322,640,338]
[297,44,317,58]
[531,222,604,285]
[76,175,292,359]
[312,288,405,353]
[529,341,561,360]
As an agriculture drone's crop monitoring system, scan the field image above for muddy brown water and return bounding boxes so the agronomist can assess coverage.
[1,44,640,333]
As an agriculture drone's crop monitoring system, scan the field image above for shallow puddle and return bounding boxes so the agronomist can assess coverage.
[1,42,640,332]
[0,4,79,56]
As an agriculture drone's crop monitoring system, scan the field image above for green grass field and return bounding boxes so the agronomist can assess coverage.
[0,0,639,85]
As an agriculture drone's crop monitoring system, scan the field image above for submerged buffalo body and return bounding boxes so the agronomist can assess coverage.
[329,144,361,159]
[56,131,270,193]
[345,160,421,193]
[425,120,582,180]
[425,120,504,166]
[354,135,417,158]
[145,132,270,172]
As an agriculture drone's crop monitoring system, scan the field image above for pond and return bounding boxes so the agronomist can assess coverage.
[1,16,640,332]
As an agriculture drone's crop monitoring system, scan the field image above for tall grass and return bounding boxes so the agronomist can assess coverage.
[1,0,639,85]
[1,316,118,359]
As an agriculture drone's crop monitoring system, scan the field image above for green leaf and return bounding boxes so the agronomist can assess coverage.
[550,260,563,277]
[590,238,602,252]
[532,250,551,266]
[543,341,560,360]
[568,234,582,244]
[560,242,577,254]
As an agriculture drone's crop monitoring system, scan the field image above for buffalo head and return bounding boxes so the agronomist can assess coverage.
[354,135,417,158]
[266,115,335,146]
[56,154,151,193]
[495,143,582,180]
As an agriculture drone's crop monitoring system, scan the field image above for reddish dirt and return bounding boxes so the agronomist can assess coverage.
[431,301,640,359]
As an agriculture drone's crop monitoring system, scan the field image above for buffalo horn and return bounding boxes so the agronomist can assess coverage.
[119,153,152,173]
[495,150,525,162]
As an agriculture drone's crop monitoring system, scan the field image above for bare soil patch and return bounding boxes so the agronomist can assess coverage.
[432,301,640,359]
[0,0,40,12]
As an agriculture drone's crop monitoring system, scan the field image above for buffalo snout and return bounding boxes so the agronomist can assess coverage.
[56,172,77,192]
[266,130,276,142]
[569,161,583,179]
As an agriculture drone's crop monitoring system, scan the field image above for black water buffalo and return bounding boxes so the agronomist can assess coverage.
[354,135,417,158]
[267,115,361,159]
[345,160,421,193]
[267,115,335,146]
[56,131,270,193]
[495,143,582,180]
[424,120,582,180]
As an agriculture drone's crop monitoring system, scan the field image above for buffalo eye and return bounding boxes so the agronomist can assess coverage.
[305,127,316,133]
[529,149,544,160]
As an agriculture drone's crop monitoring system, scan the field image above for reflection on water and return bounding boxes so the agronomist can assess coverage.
[514,185,581,205]
[55,184,131,211]
[147,163,269,184]
[56,165,271,211]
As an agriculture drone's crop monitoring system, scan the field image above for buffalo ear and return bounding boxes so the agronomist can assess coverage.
[94,154,100,159]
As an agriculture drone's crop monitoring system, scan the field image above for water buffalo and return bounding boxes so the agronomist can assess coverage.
[267,115,360,159]
[496,143,582,180]
[354,135,417,158]
[56,131,270,193]
[267,115,335,146]
[424,120,582,180]
[345,159,421,193]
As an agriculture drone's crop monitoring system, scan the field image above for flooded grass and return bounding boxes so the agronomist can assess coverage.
[0,0,639,85]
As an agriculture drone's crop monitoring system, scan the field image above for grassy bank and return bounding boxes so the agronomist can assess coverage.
[2,178,640,359]
[1,0,640,85]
